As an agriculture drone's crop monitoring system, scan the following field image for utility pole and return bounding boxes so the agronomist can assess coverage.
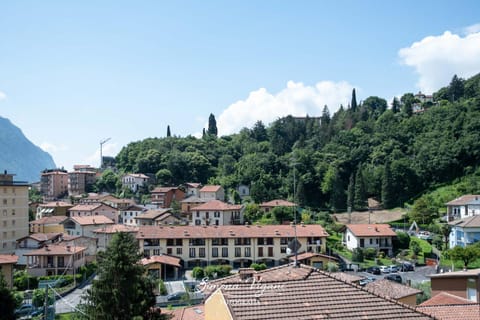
[100,138,111,169]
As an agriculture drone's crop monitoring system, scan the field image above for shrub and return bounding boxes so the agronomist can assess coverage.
[192,267,204,280]
[352,248,364,262]
[327,262,338,272]
[250,263,267,271]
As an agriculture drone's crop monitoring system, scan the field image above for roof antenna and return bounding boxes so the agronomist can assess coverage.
[100,138,111,169]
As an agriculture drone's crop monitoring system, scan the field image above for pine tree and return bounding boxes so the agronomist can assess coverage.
[76,232,161,320]
[354,167,368,210]
[0,273,16,320]
[202,128,206,138]
[167,125,171,137]
[351,88,358,112]
[207,113,218,136]
[449,74,465,101]
[382,161,394,209]
[392,97,400,113]
[347,173,354,210]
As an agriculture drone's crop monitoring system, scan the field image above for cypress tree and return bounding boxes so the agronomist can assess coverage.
[207,113,218,136]
[167,125,171,137]
[351,88,358,112]
[354,167,368,210]
[382,161,394,209]
[392,97,400,113]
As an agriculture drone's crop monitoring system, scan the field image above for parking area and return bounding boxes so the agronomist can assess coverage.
[348,265,436,286]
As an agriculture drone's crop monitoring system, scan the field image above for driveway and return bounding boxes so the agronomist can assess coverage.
[55,284,91,314]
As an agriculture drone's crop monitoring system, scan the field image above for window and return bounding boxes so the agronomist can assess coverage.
[176,248,182,255]
[143,249,150,257]
[235,247,241,257]
[245,247,251,257]
[12,199,15,205]
[167,239,174,246]
[196,212,200,217]
[154,249,161,255]
[281,247,287,254]
[214,211,220,218]
[369,239,373,245]
[2,199,6,205]
[189,239,205,246]
[58,257,65,268]
[258,238,264,245]
[11,220,14,226]
[212,247,218,257]
[258,247,264,257]
[268,247,273,257]
[2,221,5,227]
[195,219,201,225]
[199,248,205,258]
[215,220,219,225]
[222,247,228,257]
[189,248,196,258]
[176,239,183,246]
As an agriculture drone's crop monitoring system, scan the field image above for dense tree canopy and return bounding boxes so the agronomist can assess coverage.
[110,73,480,212]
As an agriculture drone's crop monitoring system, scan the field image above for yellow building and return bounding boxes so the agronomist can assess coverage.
[29,216,67,233]
[136,224,328,269]
[0,254,18,288]
[0,171,29,254]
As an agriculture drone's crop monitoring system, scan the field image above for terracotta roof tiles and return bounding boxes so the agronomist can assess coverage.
[92,224,139,234]
[364,279,422,299]
[24,244,86,256]
[30,216,68,225]
[347,224,397,237]
[446,194,480,206]
[419,291,476,306]
[0,254,18,264]
[69,215,114,226]
[141,255,182,268]
[191,200,242,211]
[260,199,296,207]
[416,304,480,320]
[199,185,222,192]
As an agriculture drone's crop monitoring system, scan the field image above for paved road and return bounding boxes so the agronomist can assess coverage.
[350,265,436,286]
[55,284,91,314]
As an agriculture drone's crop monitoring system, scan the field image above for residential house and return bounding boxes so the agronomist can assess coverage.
[24,244,86,277]
[0,171,29,254]
[449,215,480,248]
[93,224,138,252]
[59,235,98,263]
[30,216,67,233]
[364,279,422,306]
[141,255,182,280]
[15,233,63,265]
[62,215,114,238]
[199,185,224,202]
[191,200,243,226]
[135,208,182,226]
[203,264,432,320]
[180,197,206,219]
[122,173,150,192]
[237,184,250,199]
[78,193,112,204]
[259,199,296,212]
[68,203,119,223]
[40,169,69,201]
[68,167,97,196]
[429,268,480,303]
[288,252,338,270]
[120,205,147,226]
[344,224,396,256]
[417,292,480,320]
[446,195,480,221]
[101,196,135,210]
[36,201,73,219]
[162,306,205,320]
[0,254,18,288]
[151,187,185,208]
[136,224,328,268]
[185,183,202,197]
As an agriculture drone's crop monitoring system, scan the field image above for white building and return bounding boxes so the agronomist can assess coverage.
[449,215,480,248]
[344,224,396,256]
[191,200,243,226]
[120,205,147,226]
[446,195,480,221]
[62,216,114,238]
[122,173,149,192]
[199,185,225,201]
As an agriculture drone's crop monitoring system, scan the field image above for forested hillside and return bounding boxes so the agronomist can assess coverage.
[115,74,480,212]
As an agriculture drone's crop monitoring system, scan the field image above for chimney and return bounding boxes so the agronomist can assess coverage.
[45,245,50,251]
[239,268,255,280]
[66,245,71,252]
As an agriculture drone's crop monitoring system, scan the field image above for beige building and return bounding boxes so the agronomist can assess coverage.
[135,224,328,269]
[30,216,67,233]
[0,171,29,254]
[191,200,243,226]
[199,185,225,201]
[36,201,73,219]
[40,169,69,201]
[69,203,119,223]
[135,208,182,226]
[24,244,86,277]
[62,215,114,238]
[68,168,97,196]
[0,254,18,288]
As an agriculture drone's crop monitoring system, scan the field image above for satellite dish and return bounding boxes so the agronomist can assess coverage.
[286,247,292,255]
[288,239,301,253]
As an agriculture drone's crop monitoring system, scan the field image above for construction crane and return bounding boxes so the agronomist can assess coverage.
[100,138,111,169]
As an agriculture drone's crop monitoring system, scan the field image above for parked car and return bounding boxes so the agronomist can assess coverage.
[366,266,381,275]
[400,262,414,272]
[389,265,399,273]
[385,274,402,283]
[14,304,40,317]
[379,266,390,273]
[359,277,376,286]
[167,292,188,301]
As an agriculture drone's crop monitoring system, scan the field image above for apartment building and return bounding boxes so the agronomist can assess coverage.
[0,171,29,254]
[40,169,68,201]
[68,167,97,196]
[151,187,185,208]
[134,224,328,269]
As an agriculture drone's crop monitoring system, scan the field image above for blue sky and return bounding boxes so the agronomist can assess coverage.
[1,1,480,171]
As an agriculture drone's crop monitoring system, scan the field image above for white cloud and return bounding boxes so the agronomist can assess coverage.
[84,143,118,168]
[399,29,480,93]
[216,80,355,136]
[464,23,480,35]
[40,142,68,154]
[0,91,6,100]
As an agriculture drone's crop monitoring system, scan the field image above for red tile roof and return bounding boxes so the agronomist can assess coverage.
[203,264,432,319]
[163,306,204,320]
[199,185,222,192]
[364,279,422,299]
[24,244,86,256]
[347,224,397,237]
[151,187,180,193]
[260,199,296,207]
[191,200,242,211]
[125,173,149,179]
[70,215,114,226]
[18,233,63,242]
[41,201,73,208]
[141,255,182,268]
[136,224,328,239]
[30,216,68,225]
[69,204,103,211]
[92,224,139,234]
[0,254,18,265]
[446,195,480,206]
[416,304,480,320]
[289,252,338,262]
[419,291,476,306]
[136,209,173,220]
